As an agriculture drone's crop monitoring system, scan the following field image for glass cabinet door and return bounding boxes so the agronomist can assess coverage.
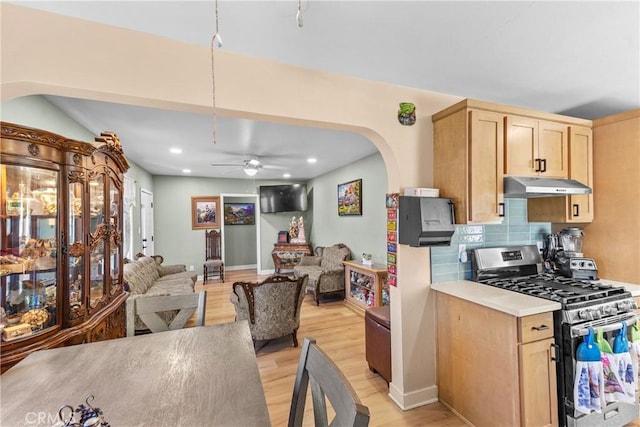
[109,177,121,294]
[1,165,58,335]
[67,175,84,319]
[88,173,105,308]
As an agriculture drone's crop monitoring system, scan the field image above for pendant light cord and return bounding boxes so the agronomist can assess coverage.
[210,0,220,144]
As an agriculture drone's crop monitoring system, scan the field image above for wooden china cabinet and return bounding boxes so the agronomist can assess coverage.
[0,122,129,372]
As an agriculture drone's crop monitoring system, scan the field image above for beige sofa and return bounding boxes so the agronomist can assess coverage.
[293,244,351,305]
[124,256,197,332]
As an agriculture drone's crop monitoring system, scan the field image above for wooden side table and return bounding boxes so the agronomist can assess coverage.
[272,242,313,273]
[343,260,389,315]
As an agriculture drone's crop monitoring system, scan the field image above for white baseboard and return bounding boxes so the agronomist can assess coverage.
[225,264,257,271]
[388,382,439,410]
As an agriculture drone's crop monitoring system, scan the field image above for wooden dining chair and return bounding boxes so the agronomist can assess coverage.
[288,337,370,427]
[125,291,207,336]
[204,229,224,283]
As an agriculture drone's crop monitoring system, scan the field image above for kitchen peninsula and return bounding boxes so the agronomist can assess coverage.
[432,278,640,427]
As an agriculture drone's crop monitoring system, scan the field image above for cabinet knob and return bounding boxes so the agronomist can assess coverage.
[534,158,542,172]
[540,158,547,173]
[572,204,580,217]
[498,203,505,217]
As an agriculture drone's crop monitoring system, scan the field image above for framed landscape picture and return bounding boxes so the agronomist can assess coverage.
[191,196,220,229]
[338,178,362,216]
[224,203,255,225]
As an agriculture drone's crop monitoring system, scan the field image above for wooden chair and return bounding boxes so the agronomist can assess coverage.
[204,229,224,283]
[288,337,370,427]
[125,291,206,336]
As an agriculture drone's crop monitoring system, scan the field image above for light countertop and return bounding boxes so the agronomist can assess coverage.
[431,278,640,317]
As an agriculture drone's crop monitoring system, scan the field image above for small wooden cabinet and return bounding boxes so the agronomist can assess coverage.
[271,242,312,273]
[343,261,388,315]
[436,292,557,427]
[0,122,129,372]
[528,125,594,223]
[433,106,505,224]
[505,115,569,178]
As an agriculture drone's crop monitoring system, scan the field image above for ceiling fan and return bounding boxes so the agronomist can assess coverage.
[210,154,288,176]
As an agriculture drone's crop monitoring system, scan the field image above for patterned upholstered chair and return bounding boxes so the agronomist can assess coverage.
[230,275,308,349]
[293,244,351,305]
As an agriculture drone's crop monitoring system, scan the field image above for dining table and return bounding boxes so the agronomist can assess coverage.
[0,320,272,426]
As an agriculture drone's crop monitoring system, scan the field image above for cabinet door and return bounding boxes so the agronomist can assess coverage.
[505,115,537,176]
[469,110,505,222]
[567,126,593,222]
[1,165,59,334]
[88,173,106,309]
[67,173,85,322]
[506,116,569,178]
[519,337,558,427]
[538,120,568,178]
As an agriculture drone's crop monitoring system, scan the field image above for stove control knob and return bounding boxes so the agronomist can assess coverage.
[617,301,631,312]
[591,309,602,320]
[579,310,593,320]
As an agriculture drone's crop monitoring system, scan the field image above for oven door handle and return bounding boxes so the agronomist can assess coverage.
[570,312,638,338]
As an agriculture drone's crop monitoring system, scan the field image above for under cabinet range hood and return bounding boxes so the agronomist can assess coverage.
[503,176,592,198]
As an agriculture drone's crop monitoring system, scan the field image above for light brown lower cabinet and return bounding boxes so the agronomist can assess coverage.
[436,292,557,427]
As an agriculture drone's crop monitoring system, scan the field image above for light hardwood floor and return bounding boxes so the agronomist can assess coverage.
[194,269,466,427]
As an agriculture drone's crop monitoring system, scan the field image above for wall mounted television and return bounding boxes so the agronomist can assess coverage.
[259,184,308,213]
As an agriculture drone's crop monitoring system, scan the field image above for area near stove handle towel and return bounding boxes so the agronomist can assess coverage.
[629,322,640,392]
[612,323,636,403]
[574,328,603,415]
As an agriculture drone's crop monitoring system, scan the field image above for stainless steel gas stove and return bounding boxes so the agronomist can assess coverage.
[472,245,639,427]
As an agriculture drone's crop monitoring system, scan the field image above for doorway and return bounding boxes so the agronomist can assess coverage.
[220,193,261,273]
[140,188,154,256]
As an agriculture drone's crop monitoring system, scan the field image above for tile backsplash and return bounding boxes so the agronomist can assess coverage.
[430,199,550,283]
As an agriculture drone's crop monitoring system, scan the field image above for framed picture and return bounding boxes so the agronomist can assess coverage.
[191,196,220,229]
[224,202,255,225]
[337,178,362,216]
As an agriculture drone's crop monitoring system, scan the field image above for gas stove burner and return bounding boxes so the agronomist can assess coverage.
[477,273,629,308]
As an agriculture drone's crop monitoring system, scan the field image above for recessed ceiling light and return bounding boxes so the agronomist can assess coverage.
[182,169,191,174]
[283,173,291,178]
[307,158,317,164]
[170,148,182,154]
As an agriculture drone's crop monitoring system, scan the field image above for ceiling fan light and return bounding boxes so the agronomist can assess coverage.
[248,158,260,166]
[244,167,258,176]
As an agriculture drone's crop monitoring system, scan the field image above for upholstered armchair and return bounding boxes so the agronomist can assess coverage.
[230,274,308,348]
[293,243,351,305]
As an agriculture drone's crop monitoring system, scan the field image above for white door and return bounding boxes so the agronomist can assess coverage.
[140,189,154,255]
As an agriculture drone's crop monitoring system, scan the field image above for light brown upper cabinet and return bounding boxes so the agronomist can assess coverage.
[433,99,592,224]
[505,115,569,178]
[528,126,594,223]
[433,104,505,224]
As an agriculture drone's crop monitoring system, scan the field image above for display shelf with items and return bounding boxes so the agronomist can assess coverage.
[0,122,129,372]
[344,260,388,315]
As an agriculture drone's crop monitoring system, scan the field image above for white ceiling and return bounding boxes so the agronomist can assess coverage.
[12,1,640,180]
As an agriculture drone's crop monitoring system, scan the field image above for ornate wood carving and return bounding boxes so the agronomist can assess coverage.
[27,143,40,156]
[72,153,82,165]
[68,170,85,183]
